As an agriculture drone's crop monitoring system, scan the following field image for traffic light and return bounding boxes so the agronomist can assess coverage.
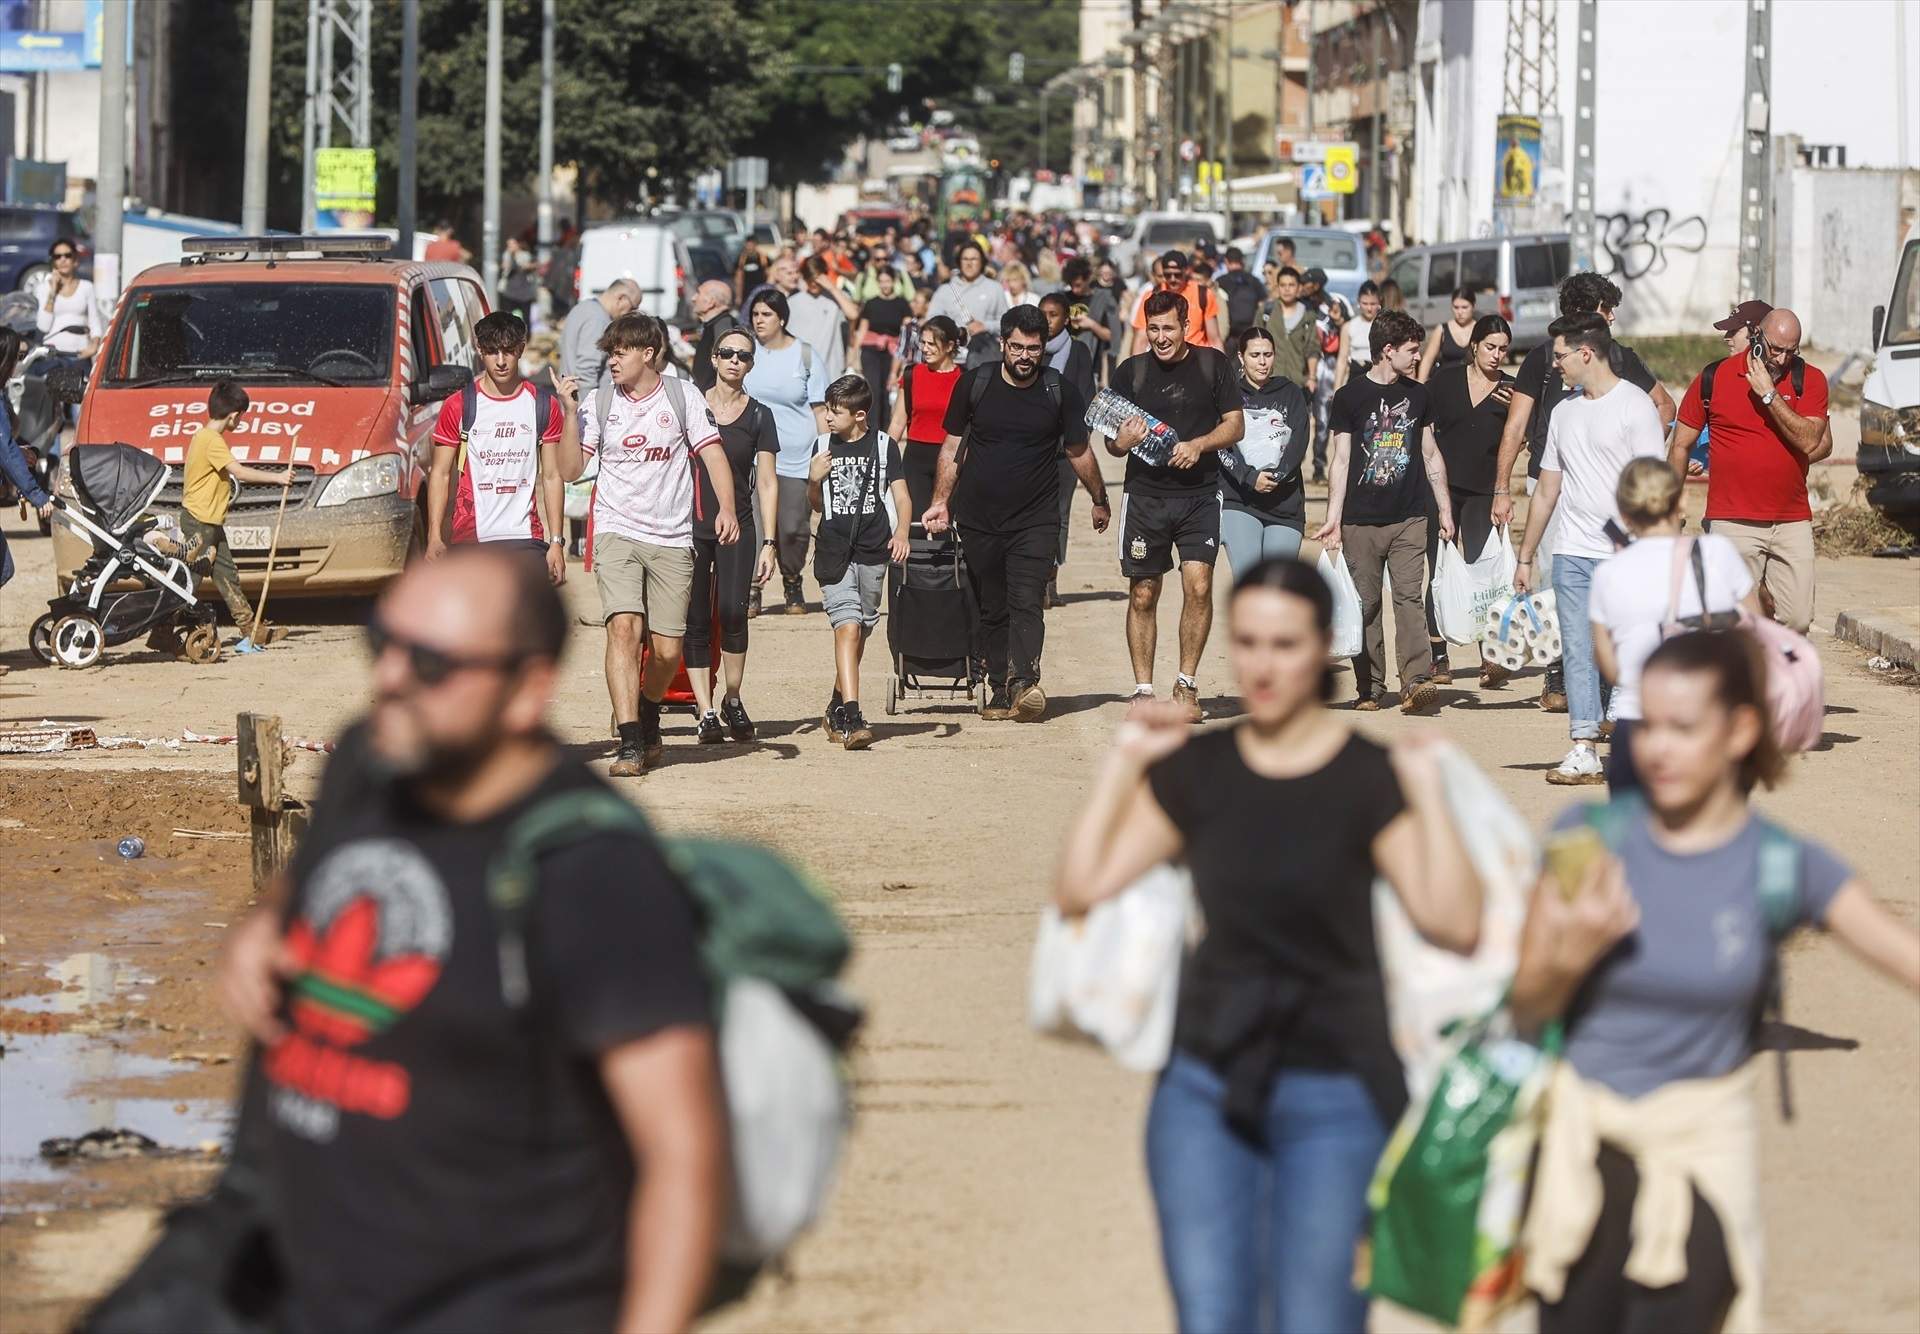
[886,62,903,94]
[1009,51,1025,84]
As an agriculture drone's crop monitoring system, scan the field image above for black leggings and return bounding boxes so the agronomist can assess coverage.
[860,346,894,422]
[1538,1144,1736,1334]
[684,530,755,668]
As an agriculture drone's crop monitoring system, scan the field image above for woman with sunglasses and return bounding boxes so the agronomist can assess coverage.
[32,239,103,411]
[888,314,962,520]
[685,329,780,744]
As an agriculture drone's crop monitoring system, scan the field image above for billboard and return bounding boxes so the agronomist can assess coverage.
[1496,114,1542,205]
[0,0,104,71]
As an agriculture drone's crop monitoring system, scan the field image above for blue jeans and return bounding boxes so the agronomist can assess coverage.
[1219,509,1304,583]
[1146,1051,1386,1334]
[1552,553,1602,741]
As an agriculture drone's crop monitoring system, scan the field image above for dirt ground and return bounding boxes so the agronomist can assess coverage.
[1,451,1916,1334]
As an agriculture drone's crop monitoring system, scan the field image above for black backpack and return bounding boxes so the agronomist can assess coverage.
[955,364,1065,467]
[1696,354,1805,412]
[457,379,557,475]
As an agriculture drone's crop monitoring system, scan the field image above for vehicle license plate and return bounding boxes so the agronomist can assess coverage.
[227,526,272,551]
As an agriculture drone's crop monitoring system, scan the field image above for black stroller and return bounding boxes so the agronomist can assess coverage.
[883,523,983,715]
[30,443,223,669]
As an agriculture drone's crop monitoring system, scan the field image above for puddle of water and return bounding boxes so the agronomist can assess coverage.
[6,952,158,1015]
[0,1032,231,1188]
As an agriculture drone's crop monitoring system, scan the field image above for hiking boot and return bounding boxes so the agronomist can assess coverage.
[609,742,646,778]
[1011,680,1048,723]
[1401,677,1437,715]
[721,695,756,742]
[639,702,665,765]
[1546,743,1606,786]
[1171,680,1204,722]
[1353,693,1386,712]
[840,702,875,751]
[1598,719,1616,742]
[1538,686,1569,713]
[980,686,1015,720]
[697,710,725,744]
[824,700,848,744]
[1480,661,1512,689]
[747,588,762,620]
[783,577,807,614]
[1428,642,1453,685]
[1043,576,1062,610]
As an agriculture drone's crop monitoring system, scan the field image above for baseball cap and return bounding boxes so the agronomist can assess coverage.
[1712,299,1773,333]
[1159,248,1190,268]
[1303,267,1328,286]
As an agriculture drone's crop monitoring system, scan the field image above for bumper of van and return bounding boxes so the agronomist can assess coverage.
[52,495,420,598]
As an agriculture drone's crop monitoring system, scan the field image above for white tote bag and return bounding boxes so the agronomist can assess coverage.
[1430,540,1476,646]
[1465,528,1519,653]
[1318,550,1365,659]
[1028,864,1193,1073]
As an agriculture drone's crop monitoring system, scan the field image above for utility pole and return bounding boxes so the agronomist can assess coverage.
[1738,0,1773,300]
[483,0,503,298]
[396,0,417,256]
[1304,0,1315,137]
[1222,2,1233,224]
[302,0,319,231]
[1369,9,1382,223]
[242,0,273,235]
[95,0,128,300]
[1208,7,1222,214]
[538,0,555,268]
[1570,0,1597,272]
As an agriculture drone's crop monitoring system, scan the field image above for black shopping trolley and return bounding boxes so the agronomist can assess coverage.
[884,523,983,715]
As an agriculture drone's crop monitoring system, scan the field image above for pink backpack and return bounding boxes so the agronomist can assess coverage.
[1740,608,1825,753]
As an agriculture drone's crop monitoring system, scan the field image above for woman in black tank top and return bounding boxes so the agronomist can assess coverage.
[1418,286,1480,382]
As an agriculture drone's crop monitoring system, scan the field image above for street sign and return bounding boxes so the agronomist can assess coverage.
[1324,144,1358,194]
[1284,138,1358,165]
[1300,164,1335,202]
[0,30,86,71]
[1179,139,1198,163]
[726,156,768,191]
[314,147,377,213]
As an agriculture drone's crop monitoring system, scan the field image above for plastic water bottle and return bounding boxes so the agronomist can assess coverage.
[116,836,145,860]
[1084,387,1179,467]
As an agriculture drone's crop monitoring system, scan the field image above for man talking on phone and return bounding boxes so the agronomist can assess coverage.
[1666,306,1831,633]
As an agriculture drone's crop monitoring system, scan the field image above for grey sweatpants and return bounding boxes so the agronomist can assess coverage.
[776,475,811,584]
[1342,515,1431,699]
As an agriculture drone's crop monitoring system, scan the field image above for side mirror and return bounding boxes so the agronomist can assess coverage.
[46,364,87,405]
[413,363,472,406]
[1872,303,1886,352]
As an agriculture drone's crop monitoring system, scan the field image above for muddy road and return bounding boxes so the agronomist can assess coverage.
[2,468,1916,1333]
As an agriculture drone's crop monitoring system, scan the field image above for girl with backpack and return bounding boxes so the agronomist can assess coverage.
[1514,630,1920,1332]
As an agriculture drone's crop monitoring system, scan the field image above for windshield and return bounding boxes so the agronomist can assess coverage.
[1269,232,1362,270]
[1886,242,1920,347]
[105,282,395,386]
[1143,219,1215,248]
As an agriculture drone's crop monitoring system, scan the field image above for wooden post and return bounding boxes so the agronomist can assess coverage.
[238,711,308,892]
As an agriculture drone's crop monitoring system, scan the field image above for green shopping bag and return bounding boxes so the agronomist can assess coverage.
[1362,1008,1560,1330]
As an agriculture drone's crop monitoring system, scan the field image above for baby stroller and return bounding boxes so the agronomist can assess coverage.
[883,523,983,715]
[30,443,223,669]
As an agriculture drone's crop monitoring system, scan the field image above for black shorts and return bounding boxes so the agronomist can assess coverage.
[1119,490,1219,579]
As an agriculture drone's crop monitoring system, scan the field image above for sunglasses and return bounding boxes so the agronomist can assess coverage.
[51,251,76,261]
[714,346,753,362]
[367,619,524,686]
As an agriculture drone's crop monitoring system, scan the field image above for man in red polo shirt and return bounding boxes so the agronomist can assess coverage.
[1668,307,1831,632]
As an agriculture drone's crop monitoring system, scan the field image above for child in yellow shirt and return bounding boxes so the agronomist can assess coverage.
[181,379,292,654]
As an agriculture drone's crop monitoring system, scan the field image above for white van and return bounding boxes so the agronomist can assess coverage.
[1109,211,1229,280]
[1861,237,1920,525]
[577,221,695,328]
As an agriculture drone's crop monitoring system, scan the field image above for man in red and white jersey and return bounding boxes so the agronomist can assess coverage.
[426,311,574,587]
[557,313,739,777]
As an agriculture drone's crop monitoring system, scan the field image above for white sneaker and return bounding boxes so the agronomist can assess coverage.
[1546,743,1606,786]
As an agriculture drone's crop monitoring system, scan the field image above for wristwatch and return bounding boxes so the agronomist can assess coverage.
[761,538,777,547]
[547,536,566,547]
[1759,390,1777,407]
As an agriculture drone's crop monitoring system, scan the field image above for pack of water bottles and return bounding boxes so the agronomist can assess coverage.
[1085,387,1179,468]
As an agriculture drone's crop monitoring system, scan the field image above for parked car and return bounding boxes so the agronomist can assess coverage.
[1388,233,1571,352]
[1109,211,1229,280]
[1861,236,1920,529]
[1,205,91,293]
[1245,227,1371,307]
[841,207,910,241]
[50,232,479,597]
[661,209,746,268]
[578,220,696,328]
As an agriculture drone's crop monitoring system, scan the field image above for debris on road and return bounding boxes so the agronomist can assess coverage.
[0,725,99,754]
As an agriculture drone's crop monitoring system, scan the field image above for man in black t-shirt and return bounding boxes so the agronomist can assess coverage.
[1313,309,1456,713]
[1489,272,1676,708]
[925,305,1108,721]
[1216,246,1265,336]
[1108,290,1245,721]
[218,547,722,1334]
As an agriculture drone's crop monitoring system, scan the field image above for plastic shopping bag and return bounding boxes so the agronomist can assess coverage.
[1431,541,1476,646]
[1028,864,1192,1072]
[1466,529,1519,653]
[1319,550,1364,659]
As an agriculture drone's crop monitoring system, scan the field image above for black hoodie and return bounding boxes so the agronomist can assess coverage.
[1218,373,1311,525]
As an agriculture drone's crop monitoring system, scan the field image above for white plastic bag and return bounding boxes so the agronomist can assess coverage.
[1430,540,1476,646]
[1028,864,1193,1073]
[1318,550,1365,660]
[719,976,852,1263]
[1371,744,1540,1103]
[1465,529,1519,653]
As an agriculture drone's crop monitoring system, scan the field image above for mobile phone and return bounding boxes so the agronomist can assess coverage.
[1603,518,1633,549]
[1544,827,1607,901]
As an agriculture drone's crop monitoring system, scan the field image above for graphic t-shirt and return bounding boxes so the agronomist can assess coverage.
[813,429,905,567]
[580,375,721,549]
[432,384,564,544]
[1552,802,1848,1099]
[1589,534,1754,719]
[695,395,779,538]
[1538,381,1668,559]
[1513,339,1660,479]
[1678,356,1830,523]
[182,426,236,525]
[1329,375,1430,525]
[1426,364,1515,497]
[261,725,709,1334]
[743,339,830,479]
[1116,345,1242,497]
[942,365,1090,534]
[1219,375,1311,523]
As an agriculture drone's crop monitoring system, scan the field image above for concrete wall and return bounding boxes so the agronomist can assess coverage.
[1776,164,1920,355]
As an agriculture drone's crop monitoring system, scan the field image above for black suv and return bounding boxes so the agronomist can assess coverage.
[0,206,91,292]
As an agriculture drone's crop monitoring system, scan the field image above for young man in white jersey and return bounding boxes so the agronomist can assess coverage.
[556,314,739,777]
[427,311,573,586]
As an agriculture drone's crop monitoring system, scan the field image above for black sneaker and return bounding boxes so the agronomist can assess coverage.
[697,710,725,744]
[609,742,646,778]
[783,577,807,614]
[841,702,875,751]
[980,686,1014,720]
[721,695,755,742]
[822,687,844,736]
[639,701,665,764]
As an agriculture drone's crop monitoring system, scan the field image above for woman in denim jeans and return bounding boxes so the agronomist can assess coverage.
[1056,557,1484,1333]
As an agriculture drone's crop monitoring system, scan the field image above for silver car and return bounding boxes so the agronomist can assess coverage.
[1246,228,1370,307]
[1388,233,1570,352]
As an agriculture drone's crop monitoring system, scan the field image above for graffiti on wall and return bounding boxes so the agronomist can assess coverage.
[1593,208,1708,282]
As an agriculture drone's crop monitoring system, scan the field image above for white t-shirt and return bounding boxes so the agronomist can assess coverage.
[1538,381,1668,559]
[1589,534,1754,719]
[432,383,563,544]
[580,375,720,548]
